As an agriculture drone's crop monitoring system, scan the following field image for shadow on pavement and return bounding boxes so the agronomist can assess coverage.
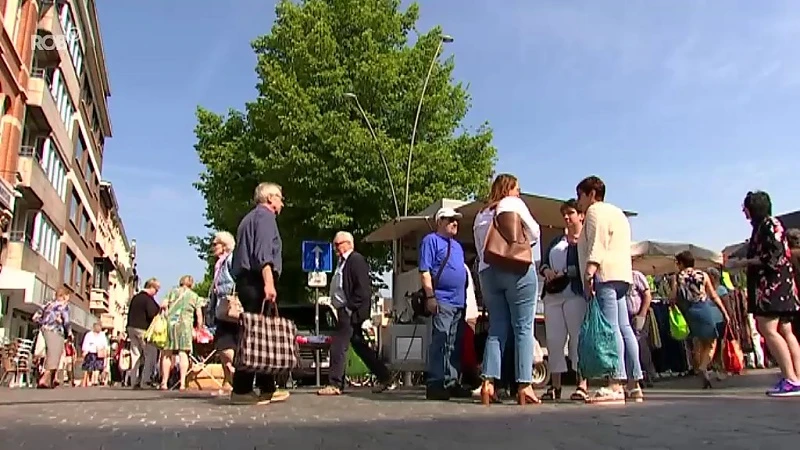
[4,394,799,450]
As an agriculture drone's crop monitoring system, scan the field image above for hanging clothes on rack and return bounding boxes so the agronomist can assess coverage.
[723,288,753,353]
[650,301,690,375]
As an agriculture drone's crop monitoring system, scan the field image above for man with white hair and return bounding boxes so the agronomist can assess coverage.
[317,231,393,396]
[230,182,288,405]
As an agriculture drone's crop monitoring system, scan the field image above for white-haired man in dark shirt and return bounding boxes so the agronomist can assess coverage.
[230,182,288,405]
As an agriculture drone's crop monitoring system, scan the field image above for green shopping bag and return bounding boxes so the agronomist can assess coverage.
[577,297,620,379]
[668,305,690,341]
[345,346,370,377]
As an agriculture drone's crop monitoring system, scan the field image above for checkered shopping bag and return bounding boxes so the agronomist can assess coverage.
[234,302,300,375]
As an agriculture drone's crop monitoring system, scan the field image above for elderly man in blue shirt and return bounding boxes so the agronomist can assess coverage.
[419,207,471,400]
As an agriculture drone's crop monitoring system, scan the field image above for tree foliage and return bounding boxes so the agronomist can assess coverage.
[191,0,496,301]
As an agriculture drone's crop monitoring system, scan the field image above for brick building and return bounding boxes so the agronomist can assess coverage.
[0,0,134,343]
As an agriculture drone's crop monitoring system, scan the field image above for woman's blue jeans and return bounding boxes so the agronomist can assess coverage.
[479,264,538,383]
[595,280,643,381]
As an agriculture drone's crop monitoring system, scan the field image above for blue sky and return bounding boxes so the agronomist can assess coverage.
[97,0,800,290]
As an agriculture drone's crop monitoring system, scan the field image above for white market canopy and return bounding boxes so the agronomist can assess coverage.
[631,240,723,276]
[364,193,638,244]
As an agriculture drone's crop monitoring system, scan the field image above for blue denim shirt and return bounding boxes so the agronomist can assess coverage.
[207,254,234,324]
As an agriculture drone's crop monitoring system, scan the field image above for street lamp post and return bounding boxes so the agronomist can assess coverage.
[402,34,453,216]
[343,92,401,219]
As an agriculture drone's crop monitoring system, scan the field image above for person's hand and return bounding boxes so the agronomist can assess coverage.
[583,277,594,300]
[542,268,557,282]
[425,297,438,315]
[264,283,277,303]
[725,258,748,269]
[632,314,646,332]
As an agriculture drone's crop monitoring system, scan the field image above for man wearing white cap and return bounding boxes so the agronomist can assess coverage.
[419,207,470,400]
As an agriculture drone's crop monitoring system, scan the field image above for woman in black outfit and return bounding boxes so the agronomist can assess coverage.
[726,191,800,397]
[208,231,238,393]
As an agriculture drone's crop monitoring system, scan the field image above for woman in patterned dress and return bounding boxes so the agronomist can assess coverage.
[727,191,800,397]
[672,251,730,389]
[158,275,204,390]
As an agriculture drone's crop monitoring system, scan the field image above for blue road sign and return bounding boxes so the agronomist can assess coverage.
[301,241,334,273]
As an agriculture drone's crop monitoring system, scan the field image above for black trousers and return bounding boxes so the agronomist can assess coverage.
[328,307,390,389]
[231,271,276,395]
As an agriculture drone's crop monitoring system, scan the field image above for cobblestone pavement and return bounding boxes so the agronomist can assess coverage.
[0,370,798,449]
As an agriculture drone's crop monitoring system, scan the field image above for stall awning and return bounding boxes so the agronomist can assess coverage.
[364,193,638,243]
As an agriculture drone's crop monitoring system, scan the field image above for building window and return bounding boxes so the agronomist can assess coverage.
[48,69,76,136]
[75,133,86,169]
[86,161,95,191]
[31,212,60,267]
[70,191,80,224]
[76,263,85,294]
[39,138,68,200]
[63,249,75,286]
[81,211,90,236]
[93,258,109,290]
[57,0,84,76]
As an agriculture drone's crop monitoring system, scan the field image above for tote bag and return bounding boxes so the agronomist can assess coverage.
[722,325,744,374]
[668,306,690,341]
[235,301,300,375]
[577,297,620,379]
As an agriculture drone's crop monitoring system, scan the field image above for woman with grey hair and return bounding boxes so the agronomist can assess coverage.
[210,231,237,392]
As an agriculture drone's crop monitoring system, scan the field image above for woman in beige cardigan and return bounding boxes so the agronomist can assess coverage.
[576,176,643,405]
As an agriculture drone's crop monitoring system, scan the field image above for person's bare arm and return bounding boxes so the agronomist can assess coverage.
[639,285,652,317]
[195,302,204,329]
[705,277,730,321]
[420,272,434,297]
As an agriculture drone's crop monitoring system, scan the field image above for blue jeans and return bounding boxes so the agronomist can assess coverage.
[479,264,538,383]
[595,281,643,381]
[426,303,465,389]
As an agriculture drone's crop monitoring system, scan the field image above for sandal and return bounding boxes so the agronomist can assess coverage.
[317,385,342,396]
[569,387,589,401]
[541,386,562,401]
[516,386,541,405]
[586,387,625,405]
[626,387,644,403]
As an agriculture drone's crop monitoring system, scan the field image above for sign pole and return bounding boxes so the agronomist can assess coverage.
[314,286,321,387]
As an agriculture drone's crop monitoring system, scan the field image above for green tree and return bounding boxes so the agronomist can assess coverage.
[191,0,496,301]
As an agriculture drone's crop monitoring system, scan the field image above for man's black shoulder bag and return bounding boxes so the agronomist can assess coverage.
[411,240,452,318]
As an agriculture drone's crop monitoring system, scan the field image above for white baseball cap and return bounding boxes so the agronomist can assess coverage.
[435,207,463,221]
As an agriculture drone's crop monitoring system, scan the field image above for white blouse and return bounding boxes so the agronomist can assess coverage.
[82,331,109,355]
[473,196,540,272]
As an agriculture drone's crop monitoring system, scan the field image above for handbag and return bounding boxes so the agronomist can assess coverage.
[577,296,620,379]
[234,300,300,375]
[483,210,532,274]
[543,275,571,294]
[216,285,243,322]
[410,239,451,318]
[722,325,744,374]
[668,305,690,341]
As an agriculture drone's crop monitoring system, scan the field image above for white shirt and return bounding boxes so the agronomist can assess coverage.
[82,331,109,355]
[473,196,541,272]
[548,237,570,273]
[465,264,479,320]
